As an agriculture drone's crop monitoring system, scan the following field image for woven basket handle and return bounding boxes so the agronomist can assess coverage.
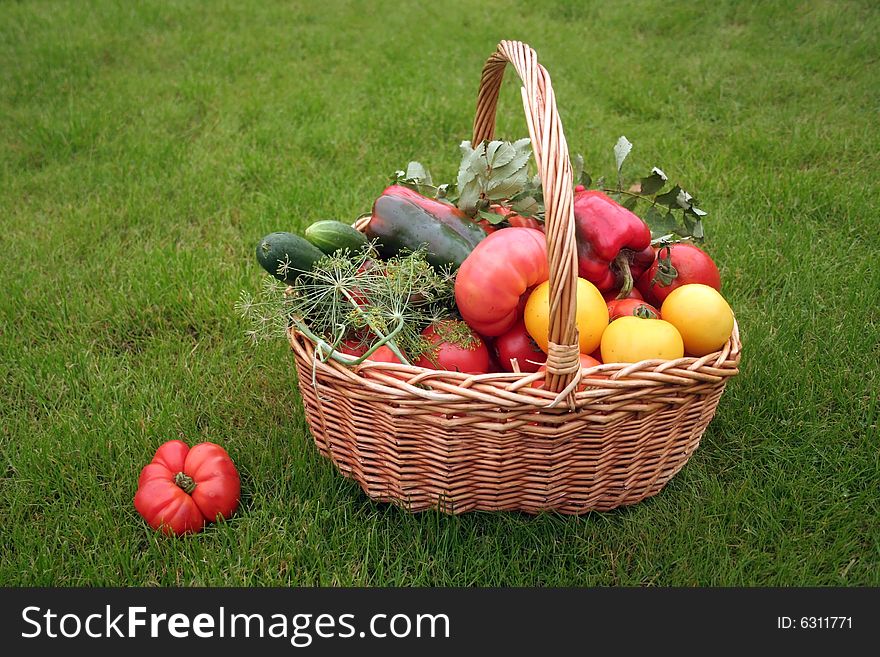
[473,40,580,399]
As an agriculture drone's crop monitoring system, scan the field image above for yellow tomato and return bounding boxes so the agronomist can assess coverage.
[524,278,609,355]
[600,316,684,363]
[660,284,734,356]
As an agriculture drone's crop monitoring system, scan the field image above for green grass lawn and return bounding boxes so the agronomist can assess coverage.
[1,0,878,586]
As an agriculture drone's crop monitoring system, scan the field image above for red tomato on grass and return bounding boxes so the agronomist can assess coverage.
[134,440,240,536]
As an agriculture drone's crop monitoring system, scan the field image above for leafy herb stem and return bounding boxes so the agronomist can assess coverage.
[599,187,662,209]
[290,316,408,366]
[336,286,410,364]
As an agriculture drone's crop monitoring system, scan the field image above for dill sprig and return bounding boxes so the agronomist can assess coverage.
[237,243,461,366]
[235,275,295,345]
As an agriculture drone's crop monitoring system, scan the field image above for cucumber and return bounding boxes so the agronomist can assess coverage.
[365,194,475,270]
[304,220,368,255]
[255,232,325,284]
[382,185,487,249]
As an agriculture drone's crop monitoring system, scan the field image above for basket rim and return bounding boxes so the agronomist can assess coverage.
[287,319,741,410]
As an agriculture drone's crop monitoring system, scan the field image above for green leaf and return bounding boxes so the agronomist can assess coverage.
[579,171,592,189]
[614,135,633,173]
[487,181,527,201]
[572,153,584,185]
[490,160,529,183]
[487,167,529,198]
[675,188,695,211]
[622,195,639,211]
[405,161,431,185]
[492,143,531,180]
[512,185,543,206]
[645,205,679,239]
[639,167,667,195]
[454,137,535,215]
[466,141,487,176]
[682,213,696,235]
[512,195,540,217]
[457,179,481,215]
[684,193,707,217]
[477,209,506,225]
[456,142,479,196]
[486,141,515,168]
[655,185,683,209]
[485,140,502,162]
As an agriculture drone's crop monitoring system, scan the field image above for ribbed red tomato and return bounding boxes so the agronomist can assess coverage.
[134,440,240,536]
[454,227,549,336]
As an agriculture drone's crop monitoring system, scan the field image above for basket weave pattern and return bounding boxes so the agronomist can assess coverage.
[287,40,741,515]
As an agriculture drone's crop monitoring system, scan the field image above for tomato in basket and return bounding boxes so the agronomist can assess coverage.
[366,345,406,364]
[602,286,643,302]
[606,298,660,322]
[494,320,546,373]
[636,243,721,306]
[660,284,734,356]
[531,354,603,390]
[523,278,608,355]
[414,321,490,374]
[454,228,549,336]
[600,315,684,364]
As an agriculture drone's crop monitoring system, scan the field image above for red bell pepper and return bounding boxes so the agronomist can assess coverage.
[573,190,654,297]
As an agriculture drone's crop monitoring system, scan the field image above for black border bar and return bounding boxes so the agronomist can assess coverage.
[2,587,875,653]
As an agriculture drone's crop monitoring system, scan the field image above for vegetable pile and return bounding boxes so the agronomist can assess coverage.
[240,136,735,377]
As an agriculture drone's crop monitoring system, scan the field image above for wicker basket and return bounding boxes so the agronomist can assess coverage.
[287,40,741,514]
